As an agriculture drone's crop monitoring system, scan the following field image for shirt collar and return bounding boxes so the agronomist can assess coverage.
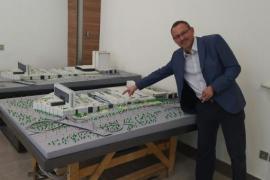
[183,37,198,56]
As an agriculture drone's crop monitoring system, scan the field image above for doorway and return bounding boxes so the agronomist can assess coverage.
[68,0,101,66]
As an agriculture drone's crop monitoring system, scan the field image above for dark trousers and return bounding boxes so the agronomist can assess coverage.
[195,100,246,180]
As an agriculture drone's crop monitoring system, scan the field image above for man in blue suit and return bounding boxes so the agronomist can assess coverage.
[123,20,246,180]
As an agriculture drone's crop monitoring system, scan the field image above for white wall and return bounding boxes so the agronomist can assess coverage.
[100,0,270,179]
[0,0,67,69]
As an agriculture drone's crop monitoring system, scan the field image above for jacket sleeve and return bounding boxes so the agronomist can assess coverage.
[211,35,241,94]
[136,60,173,90]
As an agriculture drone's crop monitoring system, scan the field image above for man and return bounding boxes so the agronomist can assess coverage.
[123,20,246,180]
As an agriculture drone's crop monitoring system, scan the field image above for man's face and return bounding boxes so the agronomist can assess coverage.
[171,23,194,52]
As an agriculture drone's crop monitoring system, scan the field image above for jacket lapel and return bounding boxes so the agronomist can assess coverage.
[197,37,206,71]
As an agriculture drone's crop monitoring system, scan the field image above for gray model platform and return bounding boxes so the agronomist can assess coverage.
[0,89,196,170]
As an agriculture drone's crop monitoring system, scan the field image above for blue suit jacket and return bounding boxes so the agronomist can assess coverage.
[136,34,246,114]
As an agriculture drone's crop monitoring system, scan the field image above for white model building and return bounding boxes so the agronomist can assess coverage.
[91,51,117,74]
[33,83,177,117]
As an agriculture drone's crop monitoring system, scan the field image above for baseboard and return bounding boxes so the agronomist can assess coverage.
[177,141,260,180]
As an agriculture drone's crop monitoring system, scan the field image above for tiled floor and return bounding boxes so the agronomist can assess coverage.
[0,131,229,180]
[164,152,230,180]
[0,131,32,180]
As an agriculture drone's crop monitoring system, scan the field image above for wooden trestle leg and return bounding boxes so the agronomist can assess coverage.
[42,136,178,180]
[89,152,115,180]
[67,163,79,180]
[31,158,38,180]
[168,136,177,175]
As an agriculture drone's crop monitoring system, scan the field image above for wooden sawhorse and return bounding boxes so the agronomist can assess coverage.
[32,136,178,180]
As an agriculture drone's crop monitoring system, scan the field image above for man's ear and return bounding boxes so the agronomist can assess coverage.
[190,27,194,34]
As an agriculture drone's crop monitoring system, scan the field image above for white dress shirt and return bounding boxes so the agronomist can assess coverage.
[184,38,207,98]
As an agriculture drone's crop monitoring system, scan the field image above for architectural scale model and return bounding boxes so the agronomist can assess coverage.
[33,83,177,117]
[0,85,195,159]
[0,62,57,80]
[0,51,117,81]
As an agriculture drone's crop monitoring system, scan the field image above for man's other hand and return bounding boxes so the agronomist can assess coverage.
[200,86,214,102]
[122,85,138,96]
